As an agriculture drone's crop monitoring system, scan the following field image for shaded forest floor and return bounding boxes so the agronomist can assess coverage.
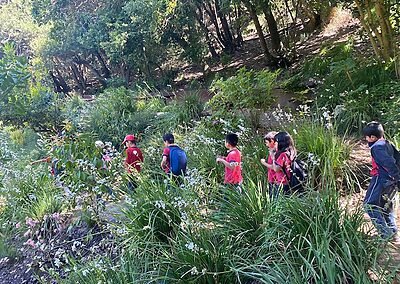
[170,9,362,102]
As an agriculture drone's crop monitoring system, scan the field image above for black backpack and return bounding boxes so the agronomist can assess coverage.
[391,143,400,171]
[283,157,308,193]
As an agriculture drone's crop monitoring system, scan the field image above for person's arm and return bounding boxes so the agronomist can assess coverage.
[217,157,237,170]
[271,153,284,172]
[31,157,51,165]
[125,149,133,171]
[161,155,168,170]
[161,147,169,170]
[138,150,144,163]
[261,159,273,169]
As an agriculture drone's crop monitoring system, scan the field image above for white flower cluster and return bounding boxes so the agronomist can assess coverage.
[321,107,333,129]
[185,241,199,252]
[185,168,208,188]
[307,152,321,167]
[270,106,295,123]
[155,200,166,209]
[172,196,188,209]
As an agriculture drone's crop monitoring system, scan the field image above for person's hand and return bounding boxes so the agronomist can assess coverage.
[260,158,266,164]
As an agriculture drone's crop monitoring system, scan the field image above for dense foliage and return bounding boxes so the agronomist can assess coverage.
[1,0,400,282]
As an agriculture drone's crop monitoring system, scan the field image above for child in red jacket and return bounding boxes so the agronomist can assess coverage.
[122,134,143,190]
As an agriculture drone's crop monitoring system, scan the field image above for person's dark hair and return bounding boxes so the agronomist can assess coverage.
[264,131,277,143]
[225,133,239,147]
[362,121,384,138]
[274,131,296,159]
[163,133,175,144]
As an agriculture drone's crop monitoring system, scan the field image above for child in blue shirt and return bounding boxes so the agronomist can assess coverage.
[363,121,400,240]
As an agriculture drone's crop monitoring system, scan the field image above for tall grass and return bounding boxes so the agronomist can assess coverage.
[233,190,383,284]
[62,179,388,283]
[292,120,359,191]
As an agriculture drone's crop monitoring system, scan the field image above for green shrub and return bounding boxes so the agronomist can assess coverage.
[86,86,160,145]
[28,188,63,221]
[209,68,278,128]
[0,237,18,261]
[287,39,396,134]
[378,81,400,135]
[304,41,354,78]
[61,95,87,132]
[176,93,204,125]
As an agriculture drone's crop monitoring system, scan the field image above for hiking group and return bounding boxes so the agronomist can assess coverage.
[33,121,400,242]
[122,121,400,242]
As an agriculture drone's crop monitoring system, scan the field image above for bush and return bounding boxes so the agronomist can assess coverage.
[209,68,278,128]
[293,119,355,189]
[237,191,381,283]
[86,86,160,145]
[287,40,397,134]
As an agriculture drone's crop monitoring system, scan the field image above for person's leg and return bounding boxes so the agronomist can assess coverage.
[127,175,137,192]
[381,182,397,234]
[282,184,291,196]
[364,176,392,238]
[268,183,280,201]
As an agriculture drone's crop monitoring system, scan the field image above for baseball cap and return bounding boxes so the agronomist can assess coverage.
[122,134,136,144]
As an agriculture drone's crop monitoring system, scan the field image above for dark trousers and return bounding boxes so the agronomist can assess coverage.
[268,183,290,200]
[364,176,397,238]
[268,183,279,201]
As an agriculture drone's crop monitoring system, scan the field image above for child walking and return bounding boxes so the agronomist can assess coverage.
[260,131,278,198]
[269,131,296,195]
[216,133,243,192]
[363,122,400,240]
[122,134,144,191]
[161,133,187,189]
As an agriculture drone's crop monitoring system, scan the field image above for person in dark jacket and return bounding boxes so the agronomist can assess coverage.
[363,121,400,240]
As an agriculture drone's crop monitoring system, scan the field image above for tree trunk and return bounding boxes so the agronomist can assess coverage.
[74,56,107,88]
[234,4,244,47]
[214,0,235,53]
[195,3,220,59]
[262,3,282,53]
[71,62,85,96]
[354,0,396,62]
[243,0,274,62]
[283,0,296,25]
[204,1,226,49]
[49,70,71,93]
[298,0,321,32]
[374,0,394,60]
[354,0,381,59]
[95,50,111,78]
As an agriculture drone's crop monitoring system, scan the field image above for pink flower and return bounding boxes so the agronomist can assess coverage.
[52,212,61,220]
[23,230,31,237]
[25,239,36,248]
[25,217,38,228]
[15,222,21,229]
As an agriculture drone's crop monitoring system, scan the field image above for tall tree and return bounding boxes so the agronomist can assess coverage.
[242,0,276,62]
[354,0,398,60]
[259,0,282,53]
